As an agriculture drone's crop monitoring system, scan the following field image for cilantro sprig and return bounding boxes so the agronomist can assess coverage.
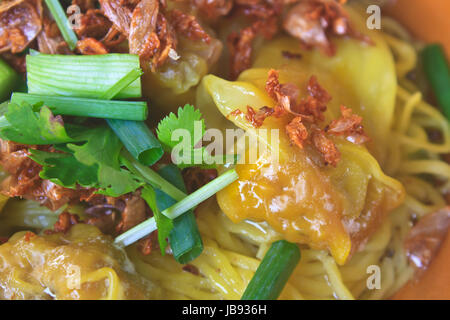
[0,52,240,264]
[157,104,205,151]
[0,102,75,145]
[157,104,234,168]
[29,125,143,197]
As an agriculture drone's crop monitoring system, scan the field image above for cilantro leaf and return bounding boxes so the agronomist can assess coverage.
[156,104,205,151]
[67,126,143,197]
[0,102,74,144]
[29,149,98,188]
[28,126,143,197]
[141,185,173,255]
[156,104,227,169]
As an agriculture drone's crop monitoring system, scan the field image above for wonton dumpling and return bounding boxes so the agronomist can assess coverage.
[0,224,156,299]
[195,8,403,264]
[197,48,404,266]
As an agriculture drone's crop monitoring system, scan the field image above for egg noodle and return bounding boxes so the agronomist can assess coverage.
[0,6,449,300]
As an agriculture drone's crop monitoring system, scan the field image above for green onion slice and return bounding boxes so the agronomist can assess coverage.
[11,93,148,121]
[241,240,301,300]
[115,169,238,247]
[27,53,141,99]
[119,150,186,201]
[157,165,203,264]
[108,119,162,166]
[98,67,160,165]
[421,44,450,120]
[0,58,22,101]
[44,0,78,50]
[100,68,143,100]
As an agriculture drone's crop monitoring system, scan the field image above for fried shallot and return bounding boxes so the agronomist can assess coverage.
[0,0,43,53]
[283,0,371,56]
[326,105,370,144]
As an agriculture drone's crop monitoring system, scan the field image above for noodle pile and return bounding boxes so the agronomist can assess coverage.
[125,14,450,300]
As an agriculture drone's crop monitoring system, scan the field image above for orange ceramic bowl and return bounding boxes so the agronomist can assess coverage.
[384,0,450,300]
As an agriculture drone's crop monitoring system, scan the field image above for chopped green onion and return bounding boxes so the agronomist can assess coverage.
[10,93,148,120]
[421,44,450,120]
[99,68,160,165]
[44,0,78,50]
[115,168,238,246]
[157,165,203,264]
[170,210,203,264]
[107,119,162,166]
[0,58,21,101]
[0,102,9,129]
[27,53,141,99]
[120,150,186,201]
[28,49,40,56]
[92,66,161,165]
[100,68,143,100]
[115,216,157,247]
[241,240,301,300]
[0,100,9,113]
[161,169,238,220]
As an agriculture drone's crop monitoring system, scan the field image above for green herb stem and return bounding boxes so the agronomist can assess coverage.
[108,120,162,166]
[100,68,143,100]
[115,169,238,247]
[241,240,301,300]
[11,93,148,120]
[422,44,450,120]
[44,0,78,50]
[99,67,161,165]
[157,165,203,264]
[161,169,238,220]
[170,212,203,264]
[0,58,21,101]
[115,217,157,247]
[141,185,173,254]
[119,150,186,201]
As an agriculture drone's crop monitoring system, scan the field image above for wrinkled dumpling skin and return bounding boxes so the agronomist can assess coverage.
[0,224,157,299]
[142,37,223,122]
[141,2,223,117]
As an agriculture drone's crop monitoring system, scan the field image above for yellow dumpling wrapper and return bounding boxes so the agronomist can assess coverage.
[195,8,404,264]
[197,70,404,264]
[0,224,156,299]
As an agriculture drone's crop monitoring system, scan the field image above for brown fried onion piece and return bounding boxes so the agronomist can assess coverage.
[283,0,372,56]
[0,0,43,53]
[169,9,211,44]
[37,15,71,55]
[76,37,109,54]
[0,140,104,211]
[326,105,370,144]
[75,8,112,39]
[193,0,233,20]
[232,69,368,167]
[98,0,134,36]
[100,0,213,70]
[227,4,278,80]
